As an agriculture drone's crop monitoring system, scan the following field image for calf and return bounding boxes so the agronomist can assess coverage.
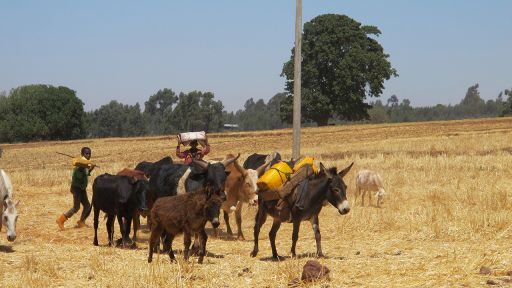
[148,191,222,264]
[92,174,148,247]
[355,169,386,207]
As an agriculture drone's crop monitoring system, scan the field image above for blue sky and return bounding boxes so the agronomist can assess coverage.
[1,1,510,112]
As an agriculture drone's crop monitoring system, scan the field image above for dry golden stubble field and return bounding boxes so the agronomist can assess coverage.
[1,117,512,287]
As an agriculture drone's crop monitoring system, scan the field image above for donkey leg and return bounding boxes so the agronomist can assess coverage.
[310,216,324,257]
[197,229,208,264]
[250,203,267,257]
[291,220,301,258]
[183,232,192,261]
[269,219,282,260]
[148,224,162,263]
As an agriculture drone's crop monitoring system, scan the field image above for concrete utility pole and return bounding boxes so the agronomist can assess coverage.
[292,0,302,160]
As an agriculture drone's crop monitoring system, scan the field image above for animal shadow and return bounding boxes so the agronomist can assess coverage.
[259,255,290,262]
[0,245,14,253]
[294,252,331,259]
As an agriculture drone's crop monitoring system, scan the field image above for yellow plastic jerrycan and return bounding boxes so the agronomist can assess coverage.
[257,161,293,191]
[293,156,319,174]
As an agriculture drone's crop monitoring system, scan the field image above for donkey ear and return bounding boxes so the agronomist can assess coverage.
[338,162,354,178]
[319,163,327,175]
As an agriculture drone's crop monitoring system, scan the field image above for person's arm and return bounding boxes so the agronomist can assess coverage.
[199,143,210,157]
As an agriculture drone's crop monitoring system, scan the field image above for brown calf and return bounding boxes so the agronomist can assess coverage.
[148,191,222,264]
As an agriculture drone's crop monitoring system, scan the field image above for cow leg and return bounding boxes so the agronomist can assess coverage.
[124,214,134,248]
[269,218,282,260]
[116,214,124,247]
[183,232,192,261]
[291,219,301,258]
[235,201,245,241]
[106,214,115,246]
[148,223,163,263]
[132,210,140,241]
[93,206,100,246]
[223,210,233,236]
[310,215,323,257]
[197,228,208,264]
[250,202,268,257]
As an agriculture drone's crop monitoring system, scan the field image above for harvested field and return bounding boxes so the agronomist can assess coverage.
[1,117,512,287]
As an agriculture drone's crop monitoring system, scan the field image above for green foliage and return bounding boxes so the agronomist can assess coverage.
[168,91,224,133]
[0,84,85,143]
[86,101,144,138]
[143,88,178,135]
[501,89,512,116]
[367,84,505,123]
[234,93,287,130]
[281,14,397,126]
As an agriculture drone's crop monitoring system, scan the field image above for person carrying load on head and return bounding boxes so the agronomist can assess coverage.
[56,147,95,230]
[176,131,210,165]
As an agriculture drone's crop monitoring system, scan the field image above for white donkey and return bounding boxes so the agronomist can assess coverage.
[1,169,19,242]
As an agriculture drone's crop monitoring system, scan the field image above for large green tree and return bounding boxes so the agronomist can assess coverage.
[0,84,85,142]
[143,88,178,135]
[169,91,224,133]
[87,101,144,138]
[280,14,397,126]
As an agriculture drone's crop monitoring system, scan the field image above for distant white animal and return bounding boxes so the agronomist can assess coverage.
[355,169,386,207]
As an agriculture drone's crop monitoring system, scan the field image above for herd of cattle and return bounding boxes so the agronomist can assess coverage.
[0,152,387,263]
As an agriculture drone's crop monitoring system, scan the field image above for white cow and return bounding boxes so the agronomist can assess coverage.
[355,169,386,207]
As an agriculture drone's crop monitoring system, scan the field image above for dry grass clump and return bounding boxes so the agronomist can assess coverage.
[1,117,512,287]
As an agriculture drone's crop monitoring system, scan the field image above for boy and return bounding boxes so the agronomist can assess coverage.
[56,147,95,230]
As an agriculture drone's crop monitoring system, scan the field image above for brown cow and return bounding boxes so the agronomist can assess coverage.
[217,154,270,240]
[148,190,222,264]
[116,168,148,240]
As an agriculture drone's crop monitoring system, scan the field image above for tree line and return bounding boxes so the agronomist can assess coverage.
[0,82,510,143]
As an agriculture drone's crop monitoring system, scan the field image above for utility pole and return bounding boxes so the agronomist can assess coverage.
[292,0,302,160]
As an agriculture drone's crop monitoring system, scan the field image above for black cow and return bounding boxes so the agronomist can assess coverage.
[92,174,148,247]
[243,152,282,170]
[148,155,239,203]
[135,156,173,177]
[248,161,354,259]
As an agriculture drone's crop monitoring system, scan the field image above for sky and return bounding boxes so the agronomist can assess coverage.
[0,1,511,112]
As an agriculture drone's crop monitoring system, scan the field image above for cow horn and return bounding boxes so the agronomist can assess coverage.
[192,159,209,171]
[221,153,240,167]
[233,158,247,176]
[255,160,271,176]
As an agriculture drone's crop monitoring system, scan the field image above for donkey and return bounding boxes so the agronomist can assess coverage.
[250,162,353,259]
[1,169,19,242]
[2,198,19,242]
